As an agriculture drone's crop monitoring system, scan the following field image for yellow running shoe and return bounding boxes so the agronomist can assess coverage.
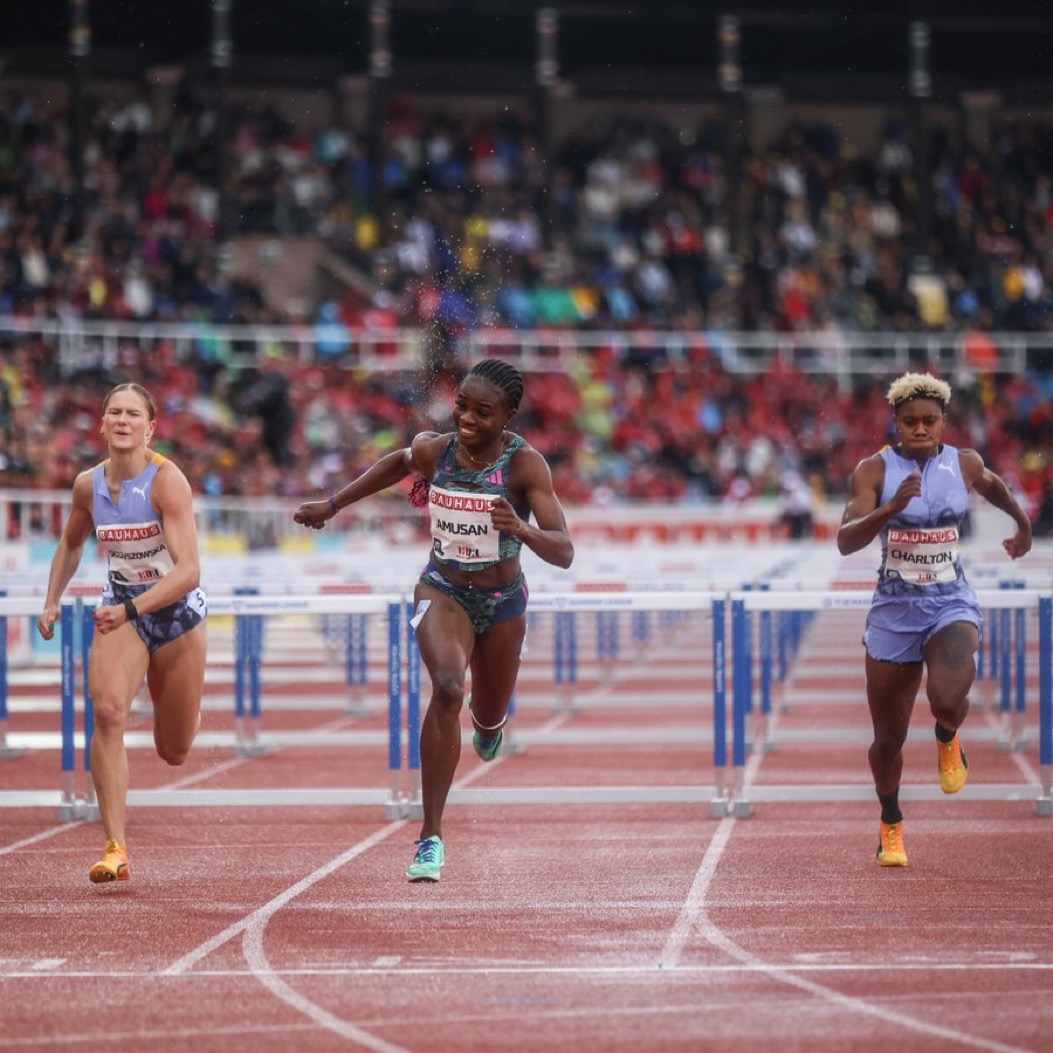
[877,821,908,867]
[937,733,969,794]
[89,839,130,883]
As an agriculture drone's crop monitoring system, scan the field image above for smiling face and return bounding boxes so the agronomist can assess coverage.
[893,396,945,460]
[101,387,155,454]
[452,376,513,450]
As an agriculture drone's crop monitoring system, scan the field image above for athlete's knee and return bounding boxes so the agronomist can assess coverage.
[928,684,970,725]
[429,671,466,712]
[870,718,909,753]
[156,740,191,766]
[871,731,906,757]
[91,692,129,736]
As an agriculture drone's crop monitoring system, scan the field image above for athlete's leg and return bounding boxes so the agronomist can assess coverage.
[468,616,525,734]
[923,621,979,733]
[865,654,923,798]
[413,584,475,842]
[146,620,207,765]
[88,625,150,846]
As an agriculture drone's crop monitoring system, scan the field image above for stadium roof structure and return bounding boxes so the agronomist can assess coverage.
[2,0,1052,103]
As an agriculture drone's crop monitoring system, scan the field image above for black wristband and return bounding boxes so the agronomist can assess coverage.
[123,598,138,622]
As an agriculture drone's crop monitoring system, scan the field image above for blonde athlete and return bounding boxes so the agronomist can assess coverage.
[838,372,1031,866]
[39,383,207,884]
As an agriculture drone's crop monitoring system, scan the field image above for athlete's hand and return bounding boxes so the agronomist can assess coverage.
[38,605,59,641]
[93,603,127,636]
[1003,523,1033,561]
[888,470,922,513]
[293,499,335,530]
[490,496,526,538]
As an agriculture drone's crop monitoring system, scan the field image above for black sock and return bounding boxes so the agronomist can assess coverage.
[878,792,902,825]
[935,721,956,743]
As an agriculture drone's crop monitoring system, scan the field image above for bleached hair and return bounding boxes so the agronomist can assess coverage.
[886,372,952,409]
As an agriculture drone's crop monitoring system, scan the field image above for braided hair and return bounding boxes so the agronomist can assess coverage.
[407,359,524,509]
[467,358,524,415]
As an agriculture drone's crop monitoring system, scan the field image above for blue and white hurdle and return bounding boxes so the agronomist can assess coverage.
[0,590,732,819]
[727,588,1053,818]
[2,587,1049,821]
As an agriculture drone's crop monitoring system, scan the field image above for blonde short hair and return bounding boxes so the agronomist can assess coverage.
[886,372,952,409]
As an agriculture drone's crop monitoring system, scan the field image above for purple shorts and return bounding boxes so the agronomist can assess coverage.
[863,585,982,664]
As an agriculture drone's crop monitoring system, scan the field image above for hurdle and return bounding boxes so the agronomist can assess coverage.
[24,586,1043,822]
[2,589,735,818]
[727,588,1053,818]
[0,594,411,819]
[0,590,28,760]
[412,590,730,818]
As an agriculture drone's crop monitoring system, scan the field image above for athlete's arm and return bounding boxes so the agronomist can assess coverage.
[961,449,1033,560]
[39,471,95,640]
[837,453,919,556]
[494,447,574,569]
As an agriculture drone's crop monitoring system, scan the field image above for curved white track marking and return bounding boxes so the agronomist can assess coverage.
[660,712,1040,1053]
[241,925,411,1053]
[162,820,409,976]
[231,708,575,1051]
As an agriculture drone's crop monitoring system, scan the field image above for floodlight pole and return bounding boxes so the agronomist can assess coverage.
[369,0,392,234]
[536,7,559,248]
[910,20,932,261]
[68,0,90,244]
[212,0,232,244]
[718,14,744,258]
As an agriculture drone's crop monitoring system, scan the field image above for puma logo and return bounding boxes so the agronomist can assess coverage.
[131,486,147,498]
[936,463,955,476]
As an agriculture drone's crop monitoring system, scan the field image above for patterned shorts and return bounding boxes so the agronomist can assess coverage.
[104,585,208,654]
[418,564,528,635]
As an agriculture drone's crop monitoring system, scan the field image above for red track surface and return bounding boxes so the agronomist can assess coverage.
[1,610,1051,1052]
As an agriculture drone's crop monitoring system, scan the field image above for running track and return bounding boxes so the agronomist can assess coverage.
[1,591,1051,1051]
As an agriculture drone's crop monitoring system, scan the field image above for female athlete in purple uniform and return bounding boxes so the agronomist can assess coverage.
[838,372,1031,866]
[39,383,207,884]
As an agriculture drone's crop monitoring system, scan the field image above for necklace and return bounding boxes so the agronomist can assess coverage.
[463,434,506,469]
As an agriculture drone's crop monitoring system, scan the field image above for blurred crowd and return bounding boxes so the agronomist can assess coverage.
[1,86,1052,536]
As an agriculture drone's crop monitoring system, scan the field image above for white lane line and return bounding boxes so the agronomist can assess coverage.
[0,822,86,857]
[3,961,1052,981]
[660,695,1041,1053]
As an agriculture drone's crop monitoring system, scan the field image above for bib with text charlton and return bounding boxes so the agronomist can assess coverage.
[884,526,960,586]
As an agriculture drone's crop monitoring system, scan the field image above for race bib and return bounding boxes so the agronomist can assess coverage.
[428,486,500,564]
[97,520,175,584]
[885,526,959,586]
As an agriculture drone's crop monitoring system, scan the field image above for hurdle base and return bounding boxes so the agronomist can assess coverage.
[345,688,375,718]
[0,746,29,760]
[732,797,753,818]
[234,742,272,758]
[1036,797,1053,818]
